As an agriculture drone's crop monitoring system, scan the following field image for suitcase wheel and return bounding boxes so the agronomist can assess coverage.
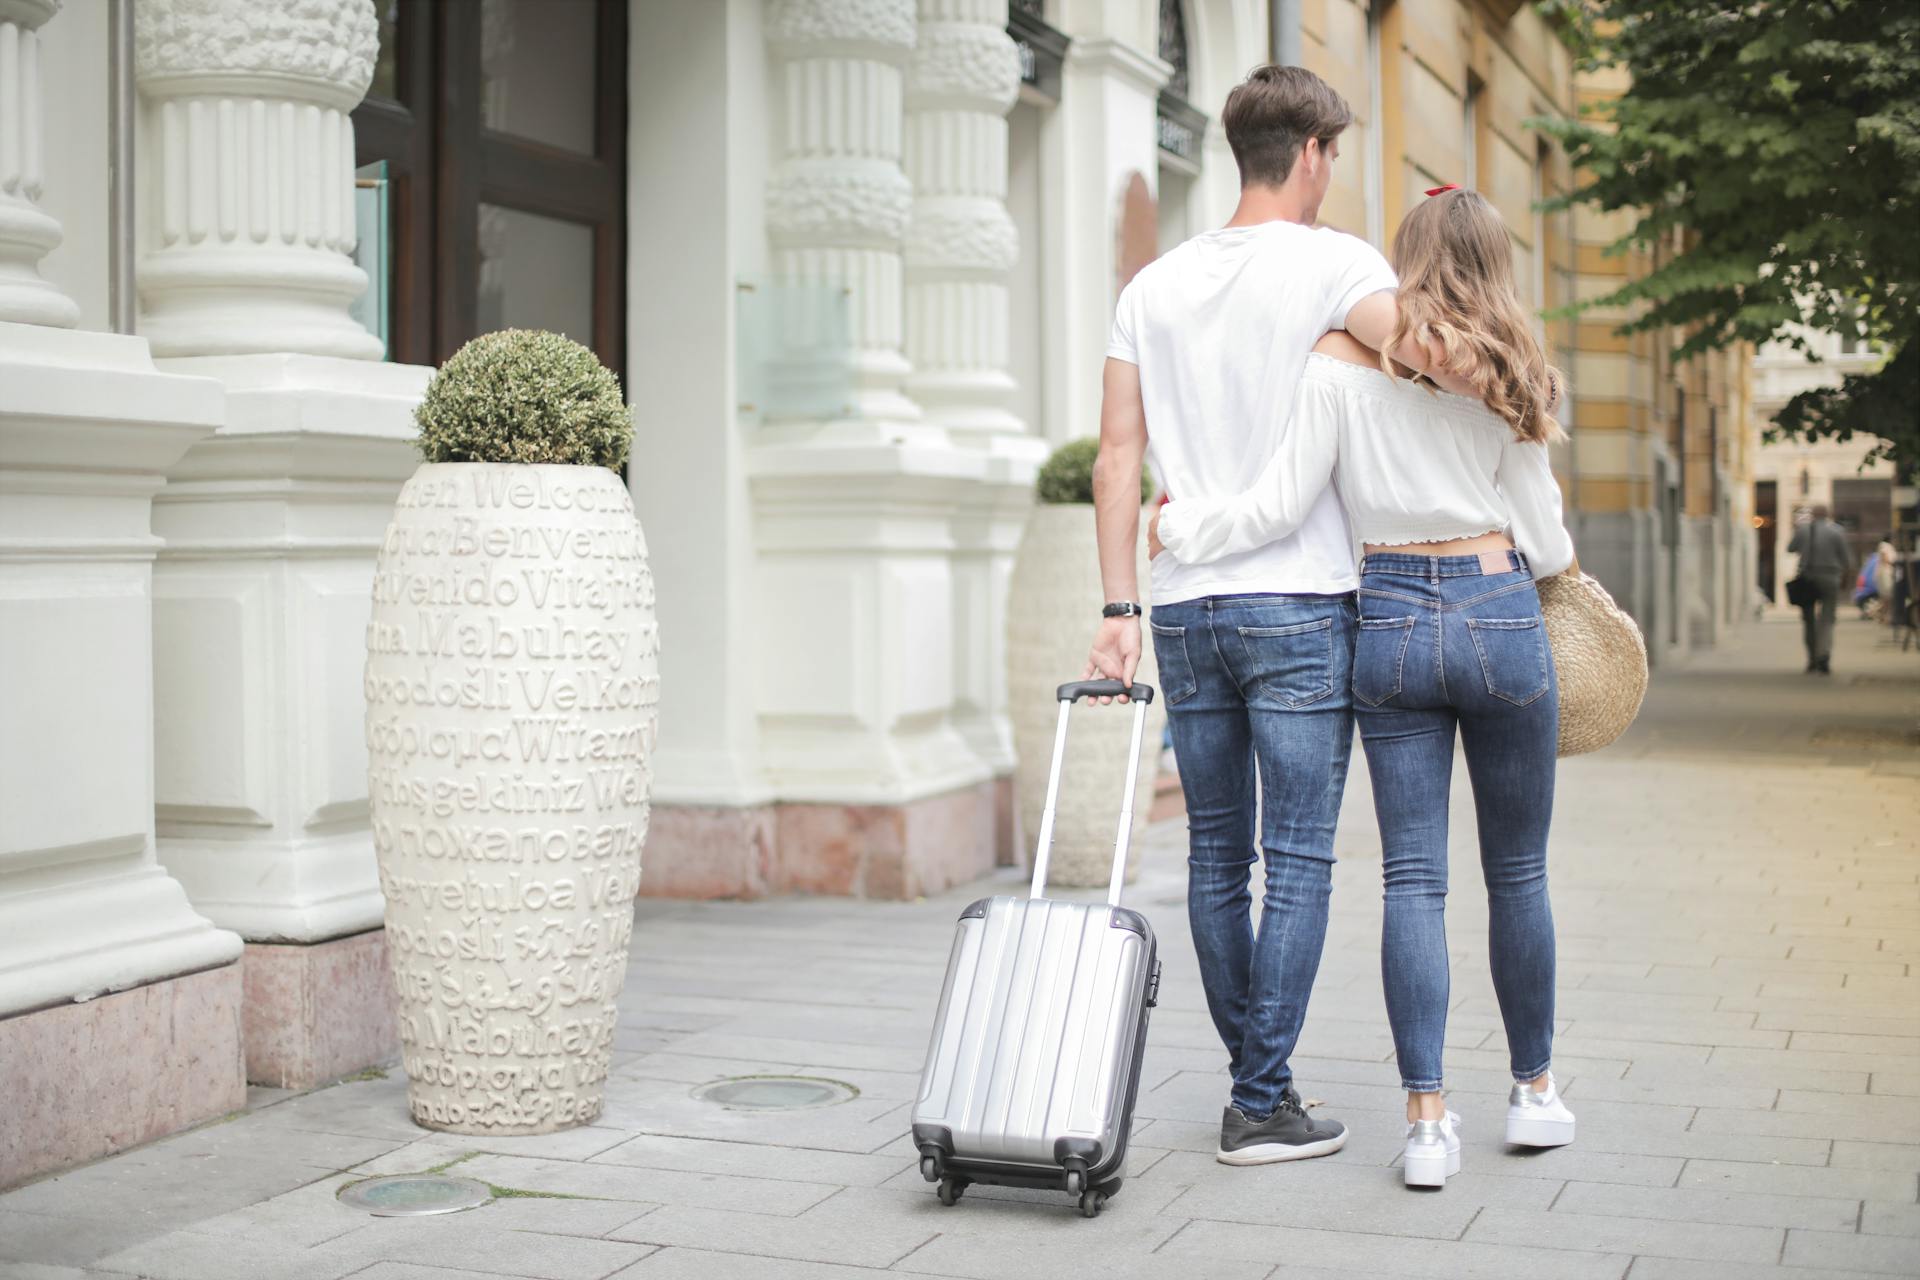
[1078,1188,1107,1218]
[1063,1162,1087,1196]
[936,1176,968,1207]
[919,1154,940,1183]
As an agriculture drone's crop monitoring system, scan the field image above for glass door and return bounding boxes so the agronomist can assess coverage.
[353,0,627,375]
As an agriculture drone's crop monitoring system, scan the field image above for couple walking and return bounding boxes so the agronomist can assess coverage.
[1083,65,1578,1190]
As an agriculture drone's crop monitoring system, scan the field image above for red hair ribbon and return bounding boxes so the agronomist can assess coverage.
[1425,183,1462,196]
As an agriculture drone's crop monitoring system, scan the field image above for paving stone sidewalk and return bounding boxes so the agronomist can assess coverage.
[2,614,1916,1280]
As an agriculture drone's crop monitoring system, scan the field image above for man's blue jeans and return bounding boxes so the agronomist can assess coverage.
[1352,552,1558,1092]
[1150,593,1356,1121]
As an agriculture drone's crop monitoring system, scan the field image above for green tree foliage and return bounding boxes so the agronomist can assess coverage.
[1538,0,1919,473]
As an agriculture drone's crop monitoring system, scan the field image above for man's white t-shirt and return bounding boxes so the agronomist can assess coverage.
[1107,220,1399,603]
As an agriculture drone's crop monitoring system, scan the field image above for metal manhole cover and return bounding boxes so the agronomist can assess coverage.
[692,1075,858,1111]
[337,1174,493,1217]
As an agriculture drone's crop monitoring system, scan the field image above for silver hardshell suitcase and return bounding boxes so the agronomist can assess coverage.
[911,679,1162,1218]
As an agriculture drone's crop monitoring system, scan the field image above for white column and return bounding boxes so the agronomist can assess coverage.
[905,2,1042,816]
[751,0,994,825]
[765,0,923,434]
[0,0,78,328]
[132,0,382,359]
[135,0,433,954]
[1055,37,1168,441]
[628,0,768,814]
[903,0,1021,440]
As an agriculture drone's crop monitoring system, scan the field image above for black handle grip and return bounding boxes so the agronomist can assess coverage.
[1056,680,1156,705]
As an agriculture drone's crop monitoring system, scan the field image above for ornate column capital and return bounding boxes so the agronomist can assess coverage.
[133,0,378,110]
[767,0,917,58]
[907,15,1020,114]
[133,0,381,359]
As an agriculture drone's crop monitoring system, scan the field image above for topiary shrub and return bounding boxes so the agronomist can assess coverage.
[1035,436,1155,505]
[414,329,632,470]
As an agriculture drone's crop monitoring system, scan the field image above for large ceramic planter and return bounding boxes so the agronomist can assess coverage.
[364,463,659,1134]
[1006,504,1165,887]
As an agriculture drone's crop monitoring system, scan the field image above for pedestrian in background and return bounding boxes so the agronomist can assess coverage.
[1787,505,1853,675]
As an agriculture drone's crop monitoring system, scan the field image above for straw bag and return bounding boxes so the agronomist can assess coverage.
[1536,572,1648,757]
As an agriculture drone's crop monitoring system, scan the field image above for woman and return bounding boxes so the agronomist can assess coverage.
[1153,187,1579,1189]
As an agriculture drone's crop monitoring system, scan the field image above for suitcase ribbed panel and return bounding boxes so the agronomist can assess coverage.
[913,896,1149,1169]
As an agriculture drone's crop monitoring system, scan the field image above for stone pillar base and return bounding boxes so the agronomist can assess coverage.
[645,778,1004,901]
[0,963,244,1189]
[242,930,397,1090]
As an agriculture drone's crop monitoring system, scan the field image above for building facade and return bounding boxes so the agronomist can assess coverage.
[2,0,1755,1186]
[1749,327,1898,606]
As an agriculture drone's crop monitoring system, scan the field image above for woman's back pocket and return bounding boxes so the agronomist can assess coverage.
[1465,616,1549,706]
[1354,615,1416,707]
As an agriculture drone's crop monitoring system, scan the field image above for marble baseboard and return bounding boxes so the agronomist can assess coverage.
[0,962,245,1189]
[993,773,1022,868]
[641,804,779,899]
[645,780,1001,901]
[241,931,398,1089]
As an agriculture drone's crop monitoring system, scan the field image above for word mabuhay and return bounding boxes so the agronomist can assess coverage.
[366,614,653,672]
[371,559,650,622]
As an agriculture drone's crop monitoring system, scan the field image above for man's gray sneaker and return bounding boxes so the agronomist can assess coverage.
[1215,1089,1348,1165]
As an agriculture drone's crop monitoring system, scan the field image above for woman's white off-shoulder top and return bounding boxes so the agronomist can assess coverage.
[1155,353,1576,577]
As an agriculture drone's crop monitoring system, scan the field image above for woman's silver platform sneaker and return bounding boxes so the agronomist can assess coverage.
[1506,1073,1576,1147]
[1402,1110,1460,1188]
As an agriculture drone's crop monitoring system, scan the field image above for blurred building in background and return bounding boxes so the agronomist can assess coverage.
[1749,327,1898,606]
[2,0,1761,1184]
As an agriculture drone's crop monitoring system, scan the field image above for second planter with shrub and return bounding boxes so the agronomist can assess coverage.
[1006,438,1166,887]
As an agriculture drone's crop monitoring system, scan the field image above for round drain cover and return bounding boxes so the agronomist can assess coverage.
[337,1174,493,1217]
[692,1076,857,1111]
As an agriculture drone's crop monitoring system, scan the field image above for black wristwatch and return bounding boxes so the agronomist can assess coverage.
[1102,601,1143,619]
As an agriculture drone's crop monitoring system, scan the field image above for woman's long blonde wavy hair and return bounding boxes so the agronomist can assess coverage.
[1384,188,1564,444]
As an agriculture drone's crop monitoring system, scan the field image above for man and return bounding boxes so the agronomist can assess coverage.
[1788,505,1853,674]
[1085,64,1455,1166]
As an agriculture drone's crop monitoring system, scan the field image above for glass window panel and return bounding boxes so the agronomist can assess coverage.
[480,0,597,154]
[475,205,595,346]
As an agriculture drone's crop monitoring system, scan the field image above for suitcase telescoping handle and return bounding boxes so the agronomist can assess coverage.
[1028,680,1157,908]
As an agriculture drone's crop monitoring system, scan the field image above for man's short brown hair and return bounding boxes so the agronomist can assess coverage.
[1222,65,1354,187]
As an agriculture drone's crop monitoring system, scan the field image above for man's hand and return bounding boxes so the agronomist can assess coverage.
[1147,506,1165,560]
[1083,617,1141,704]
